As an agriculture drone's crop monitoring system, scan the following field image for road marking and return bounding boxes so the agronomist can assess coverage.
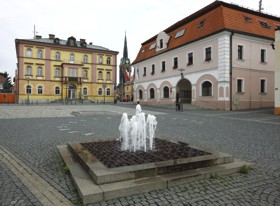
[84,133,95,136]
[0,146,73,206]
[68,131,79,134]
[59,128,70,131]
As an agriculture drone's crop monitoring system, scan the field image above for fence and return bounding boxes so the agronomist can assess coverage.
[0,93,15,104]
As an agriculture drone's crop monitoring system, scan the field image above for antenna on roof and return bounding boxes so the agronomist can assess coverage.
[259,0,264,12]
[33,25,38,39]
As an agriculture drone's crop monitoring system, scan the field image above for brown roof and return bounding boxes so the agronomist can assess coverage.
[132,1,280,64]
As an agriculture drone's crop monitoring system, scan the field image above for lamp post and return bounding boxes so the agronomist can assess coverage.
[178,68,185,79]
[102,83,106,104]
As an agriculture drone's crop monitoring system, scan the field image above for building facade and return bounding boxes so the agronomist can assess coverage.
[15,34,118,104]
[132,1,280,110]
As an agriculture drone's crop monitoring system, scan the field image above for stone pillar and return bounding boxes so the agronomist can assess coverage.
[275,29,280,115]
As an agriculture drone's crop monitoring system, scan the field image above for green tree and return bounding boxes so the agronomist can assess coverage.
[0,72,13,90]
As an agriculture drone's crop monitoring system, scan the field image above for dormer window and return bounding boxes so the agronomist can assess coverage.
[243,15,252,23]
[197,19,205,29]
[156,31,170,52]
[175,29,185,38]
[259,20,270,29]
[54,38,60,44]
[67,36,77,47]
[149,43,156,50]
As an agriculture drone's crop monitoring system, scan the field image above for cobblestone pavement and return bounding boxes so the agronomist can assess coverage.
[0,104,279,206]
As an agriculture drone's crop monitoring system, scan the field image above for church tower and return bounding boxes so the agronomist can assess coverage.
[119,32,131,100]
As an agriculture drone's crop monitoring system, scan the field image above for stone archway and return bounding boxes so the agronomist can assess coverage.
[177,78,192,103]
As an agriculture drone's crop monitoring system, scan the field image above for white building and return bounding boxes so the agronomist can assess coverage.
[132,1,280,110]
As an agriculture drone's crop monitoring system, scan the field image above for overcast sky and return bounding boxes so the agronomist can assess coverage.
[1,0,279,80]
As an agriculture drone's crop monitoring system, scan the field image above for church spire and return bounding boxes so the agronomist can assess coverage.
[123,32,128,59]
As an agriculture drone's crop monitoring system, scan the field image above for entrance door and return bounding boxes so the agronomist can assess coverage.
[68,84,76,99]
[177,79,192,103]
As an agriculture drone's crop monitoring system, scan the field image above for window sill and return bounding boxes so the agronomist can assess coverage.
[259,92,267,95]
[236,92,244,95]
[187,63,193,66]
[260,62,267,65]
[173,67,178,69]
[237,59,245,62]
[204,59,211,62]
[161,70,165,72]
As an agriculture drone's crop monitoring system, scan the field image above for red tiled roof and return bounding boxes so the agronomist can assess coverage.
[133,1,280,64]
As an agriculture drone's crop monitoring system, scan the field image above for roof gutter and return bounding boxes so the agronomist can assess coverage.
[230,32,234,111]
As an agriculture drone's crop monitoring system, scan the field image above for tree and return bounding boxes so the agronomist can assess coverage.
[0,72,13,90]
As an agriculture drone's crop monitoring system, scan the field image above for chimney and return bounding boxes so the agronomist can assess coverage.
[49,34,55,39]
[35,35,42,39]
[80,38,86,43]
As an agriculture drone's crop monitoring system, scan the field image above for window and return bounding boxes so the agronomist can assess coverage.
[83,70,88,78]
[98,71,103,79]
[163,86,169,98]
[106,88,111,96]
[26,66,32,75]
[83,55,88,63]
[260,79,266,93]
[175,29,185,38]
[26,49,32,58]
[70,53,75,63]
[83,87,88,96]
[238,45,244,60]
[159,39,163,49]
[99,56,103,64]
[243,15,252,23]
[69,68,77,77]
[150,88,155,99]
[143,67,146,76]
[149,43,156,50]
[237,79,244,93]
[37,67,43,76]
[55,68,60,77]
[26,85,31,94]
[55,52,60,60]
[259,20,270,29]
[197,19,205,29]
[151,64,155,75]
[201,81,212,96]
[106,72,111,80]
[205,47,211,61]
[107,57,111,65]
[38,50,43,59]
[37,86,43,94]
[139,89,143,99]
[173,57,178,69]
[98,88,103,95]
[161,61,165,72]
[261,49,266,63]
[187,52,193,65]
[55,86,60,95]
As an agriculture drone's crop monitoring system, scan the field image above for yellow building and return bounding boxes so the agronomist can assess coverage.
[14,34,118,104]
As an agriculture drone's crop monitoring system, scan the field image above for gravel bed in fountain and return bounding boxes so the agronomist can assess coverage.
[80,138,211,168]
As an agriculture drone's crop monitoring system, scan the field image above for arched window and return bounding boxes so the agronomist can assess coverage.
[38,50,43,59]
[37,67,43,76]
[107,57,111,65]
[26,85,32,94]
[106,88,111,96]
[98,56,103,64]
[83,87,88,96]
[37,86,43,94]
[83,55,88,63]
[106,72,111,80]
[201,81,212,96]
[83,70,88,78]
[55,86,60,95]
[26,49,32,58]
[26,66,32,75]
[98,71,103,79]
[98,88,103,96]
[150,88,155,99]
[139,89,143,99]
[163,86,169,98]
[70,53,75,63]
[55,68,60,77]
[55,52,60,60]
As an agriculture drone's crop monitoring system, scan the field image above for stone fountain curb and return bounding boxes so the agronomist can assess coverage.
[57,144,254,205]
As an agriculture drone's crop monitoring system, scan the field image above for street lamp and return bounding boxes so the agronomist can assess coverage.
[178,68,185,79]
[102,83,106,104]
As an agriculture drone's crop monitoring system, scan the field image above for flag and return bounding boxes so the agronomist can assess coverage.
[125,71,130,81]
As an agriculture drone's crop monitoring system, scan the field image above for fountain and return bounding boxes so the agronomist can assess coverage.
[119,104,157,152]
[57,103,254,205]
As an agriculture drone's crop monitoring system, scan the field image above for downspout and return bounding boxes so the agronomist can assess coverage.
[229,32,234,111]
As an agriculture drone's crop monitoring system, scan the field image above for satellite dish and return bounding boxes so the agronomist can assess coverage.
[233,94,240,105]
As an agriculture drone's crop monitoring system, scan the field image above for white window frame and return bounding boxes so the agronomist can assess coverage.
[237,44,245,60]
[98,88,103,96]
[55,52,60,60]
[37,85,43,94]
[200,80,213,97]
[38,50,43,59]
[83,87,88,96]
[26,49,32,58]
[187,51,194,65]
[55,86,60,95]
[55,68,60,77]
[37,67,43,76]
[69,68,77,77]
[70,53,75,63]
[204,46,212,61]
